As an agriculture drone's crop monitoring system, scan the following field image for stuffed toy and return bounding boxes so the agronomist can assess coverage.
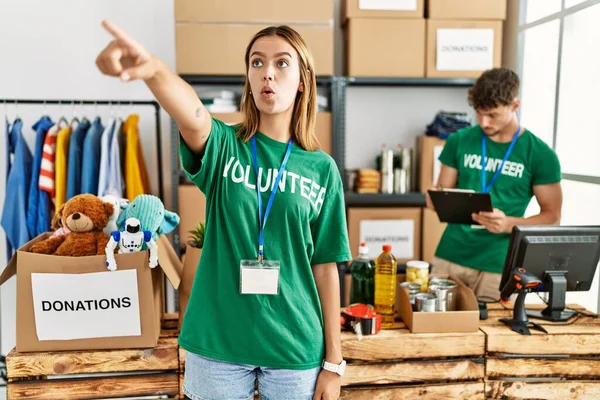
[31,194,114,256]
[105,217,158,271]
[117,194,180,246]
[101,194,129,235]
[48,207,71,239]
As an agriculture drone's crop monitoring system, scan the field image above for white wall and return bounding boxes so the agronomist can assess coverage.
[345,87,474,170]
[0,0,176,377]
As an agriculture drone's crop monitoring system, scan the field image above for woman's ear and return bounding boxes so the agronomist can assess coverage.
[299,82,304,92]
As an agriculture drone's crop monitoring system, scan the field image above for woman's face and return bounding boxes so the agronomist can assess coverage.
[247,36,303,115]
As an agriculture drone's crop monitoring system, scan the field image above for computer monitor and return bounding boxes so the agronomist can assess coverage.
[500,225,600,322]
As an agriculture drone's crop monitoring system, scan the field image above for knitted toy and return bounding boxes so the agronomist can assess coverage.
[31,194,113,256]
[101,194,130,235]
[117,194,180,246]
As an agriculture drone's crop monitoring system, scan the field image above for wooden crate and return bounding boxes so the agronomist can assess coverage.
[7,314,181,400]
[482,303,600,400]
[340,321,486,399]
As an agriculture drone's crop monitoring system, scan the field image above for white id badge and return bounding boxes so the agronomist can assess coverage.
[240,260,280,295]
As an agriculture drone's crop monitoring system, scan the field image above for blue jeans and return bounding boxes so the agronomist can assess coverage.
[183,352,321,400]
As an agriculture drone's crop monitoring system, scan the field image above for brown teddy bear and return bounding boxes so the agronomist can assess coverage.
[31,194,114,256]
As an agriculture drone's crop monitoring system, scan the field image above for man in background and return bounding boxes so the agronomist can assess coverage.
[427,67,562,300]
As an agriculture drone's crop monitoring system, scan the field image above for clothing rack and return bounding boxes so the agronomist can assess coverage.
[2,98,164,200]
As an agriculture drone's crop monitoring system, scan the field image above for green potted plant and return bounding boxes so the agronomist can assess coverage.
[179,221,205,330]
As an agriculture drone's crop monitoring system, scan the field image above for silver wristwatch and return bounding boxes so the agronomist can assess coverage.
[322,359,347,376]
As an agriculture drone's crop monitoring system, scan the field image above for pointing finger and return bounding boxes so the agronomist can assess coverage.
[101,20,147,59]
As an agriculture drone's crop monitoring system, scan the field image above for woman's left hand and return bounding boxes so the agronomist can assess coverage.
[313,370,341,400]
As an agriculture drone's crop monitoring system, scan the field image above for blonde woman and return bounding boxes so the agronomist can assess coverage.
[96,21,351,400]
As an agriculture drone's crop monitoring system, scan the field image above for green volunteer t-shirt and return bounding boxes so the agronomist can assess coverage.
[435,125,561,274]
[178,118,352,370]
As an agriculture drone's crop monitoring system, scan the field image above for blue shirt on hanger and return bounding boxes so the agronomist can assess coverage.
[81,117,104,195]
[4,118,13,261]
[1,119,33,258]
[66,119,91,200]
[97,118,115,197]
[26,116,53,238]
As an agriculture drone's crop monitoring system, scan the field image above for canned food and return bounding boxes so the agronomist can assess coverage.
[415,293,436,312]
[400,282,422,311]
[429,285,451,312]
[406,260,430,292]
[428,278,457,311]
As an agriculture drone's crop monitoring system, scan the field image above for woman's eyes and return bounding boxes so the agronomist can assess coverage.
[251,59,289,68]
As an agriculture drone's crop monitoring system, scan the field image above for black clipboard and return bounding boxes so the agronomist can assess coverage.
[428,189,493,225]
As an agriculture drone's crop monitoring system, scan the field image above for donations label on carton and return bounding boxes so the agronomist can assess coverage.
[360,219,415,260]
[436,28,494,71]
[359,0,417,11]
[31,270,141,341]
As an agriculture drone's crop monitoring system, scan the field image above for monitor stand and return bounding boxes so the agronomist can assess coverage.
[500,291,547,335]
[526,271,577,322]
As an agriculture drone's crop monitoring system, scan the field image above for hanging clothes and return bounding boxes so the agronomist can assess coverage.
[26,116,53,238]
[81,117,104,195]
[1,119,33,259]
[124,114,150,201]
[106,119,124,198]
[66,119,91,200]
[54,123,73,209]
[4,118,13,261]
[97,118,115,197]
[39,122,62,205]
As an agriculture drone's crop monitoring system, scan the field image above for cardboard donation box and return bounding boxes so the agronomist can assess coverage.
[346,18,426,77]
[422,208,447,264]
[418,135,446,192]
[427,0,507,20]
[397,275,479,333]
[344,0,424,19]
[0,234,183,353]
[426,20,503,78]
[348,207,422,264]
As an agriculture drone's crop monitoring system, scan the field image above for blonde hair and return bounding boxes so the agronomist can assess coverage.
[237,25,319,152]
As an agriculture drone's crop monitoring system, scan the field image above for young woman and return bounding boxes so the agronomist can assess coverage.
[95,21,351,400]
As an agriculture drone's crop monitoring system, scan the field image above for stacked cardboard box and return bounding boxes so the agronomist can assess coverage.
[347,207,422,264]
[175,0,334,76]
[426,0,507,78]
[344,0,426,77]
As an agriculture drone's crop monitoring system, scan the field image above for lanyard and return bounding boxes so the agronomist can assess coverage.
[481,126,520,193]
[251,136,293,262]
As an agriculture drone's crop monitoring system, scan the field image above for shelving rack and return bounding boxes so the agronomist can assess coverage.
[169,75,476,253]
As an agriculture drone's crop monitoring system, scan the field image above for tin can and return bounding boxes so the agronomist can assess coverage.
[393,168,408,194]
[400,282,421,310]
[429,285,451,312]
[401,148,413,191]
[381,172,394,194]
[380,148,394,174]
[428,278,458,311]
[415,293,437,312]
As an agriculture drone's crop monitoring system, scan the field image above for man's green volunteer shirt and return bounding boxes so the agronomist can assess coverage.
[435,126,561,274]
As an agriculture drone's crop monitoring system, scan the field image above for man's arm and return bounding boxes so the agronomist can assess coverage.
[509,182,562,228]
[474,183,562,234]
[426,165,458,209]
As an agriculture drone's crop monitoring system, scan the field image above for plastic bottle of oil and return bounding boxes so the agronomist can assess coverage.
[374,244,397,328]
[349,242,375,306]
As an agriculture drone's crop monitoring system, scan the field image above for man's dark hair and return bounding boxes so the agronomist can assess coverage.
[468,68,520,111]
